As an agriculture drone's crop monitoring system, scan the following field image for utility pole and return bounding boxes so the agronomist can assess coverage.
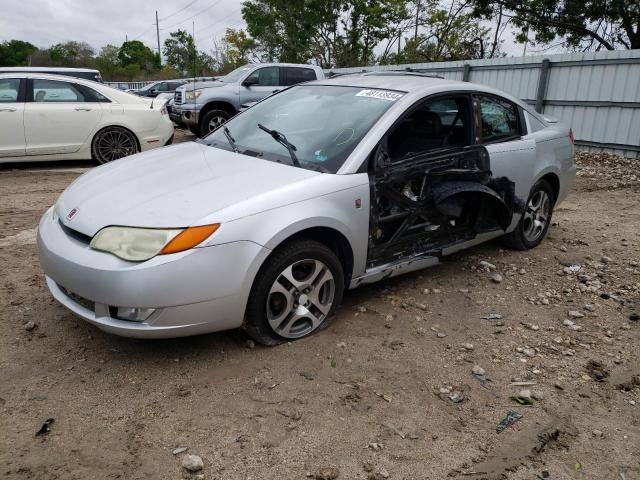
[414,0,420,41]
[156,10,162,65]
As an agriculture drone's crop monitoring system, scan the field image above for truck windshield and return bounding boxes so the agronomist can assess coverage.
[219,65,252,83]
[201,85,404,173]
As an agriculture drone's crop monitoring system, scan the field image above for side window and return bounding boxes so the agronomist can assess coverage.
[157,82,170,92]
[79,85,110,102]
[245,67,279,87]
[283,67,317,86]
[0,78,20,102]
[387,95,471,162]
[169,82,182,90]
[477,95,519,143]
[32,79,86,102]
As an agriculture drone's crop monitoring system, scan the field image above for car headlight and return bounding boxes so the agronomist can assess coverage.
[89,224,220,262]
[185,89,203,101]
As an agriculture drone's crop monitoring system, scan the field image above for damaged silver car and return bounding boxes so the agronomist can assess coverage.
[38,72,575,344]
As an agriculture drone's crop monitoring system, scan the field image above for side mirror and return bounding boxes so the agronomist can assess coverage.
[242,77,259,87]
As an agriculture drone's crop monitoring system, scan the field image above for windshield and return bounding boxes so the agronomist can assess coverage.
[201,85,404,173]
[219,65,252,83]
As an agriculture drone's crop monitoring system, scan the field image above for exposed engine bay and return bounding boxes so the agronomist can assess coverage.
[368,145,523,267]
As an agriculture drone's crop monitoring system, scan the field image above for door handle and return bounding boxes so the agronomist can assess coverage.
[75,107,93,111]
[0,107,16,112]
[272,89,280,93]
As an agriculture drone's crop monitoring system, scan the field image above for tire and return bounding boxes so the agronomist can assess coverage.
[200,109,231,137]
[92,126,139,164]
[188,124,203,137]
[503,179,555,250]
[243,239,345,346]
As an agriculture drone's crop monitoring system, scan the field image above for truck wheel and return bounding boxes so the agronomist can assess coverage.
[188,125,203,137]
[200,109,230,136]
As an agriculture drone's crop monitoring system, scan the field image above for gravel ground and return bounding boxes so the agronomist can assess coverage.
[1,135,639,480]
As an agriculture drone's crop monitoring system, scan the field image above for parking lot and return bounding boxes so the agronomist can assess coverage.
[0,133,639,479]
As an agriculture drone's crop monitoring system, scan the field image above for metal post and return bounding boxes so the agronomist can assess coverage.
[463,63,471,82]
[155,11,162,65]
[535,59,551,113]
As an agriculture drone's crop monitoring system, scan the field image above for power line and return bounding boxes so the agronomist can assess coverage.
[159,0,201,21]
[193,8,243,39]
[160,0,225,31]
[131,24,155,41]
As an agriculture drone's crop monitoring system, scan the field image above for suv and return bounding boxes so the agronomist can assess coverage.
[172,63,324,136]
[129,80,186,98]
[0,67,102,83]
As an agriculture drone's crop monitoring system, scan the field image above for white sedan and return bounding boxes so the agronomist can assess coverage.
[0,73,174,164]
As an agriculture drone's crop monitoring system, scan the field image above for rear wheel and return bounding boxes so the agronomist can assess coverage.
[503,179,555,250]
[243,239,344,346]
[92,126,139,164]
[200,109,231,137]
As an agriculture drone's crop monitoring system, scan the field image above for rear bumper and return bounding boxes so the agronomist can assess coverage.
[140,118,175,152]
[37,207,270,338]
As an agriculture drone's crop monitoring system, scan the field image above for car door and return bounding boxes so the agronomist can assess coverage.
[0,78,26,158]
[239,66,282,104]
[24,78,104,156]
[474,94,536,202]
[367,93,483,266]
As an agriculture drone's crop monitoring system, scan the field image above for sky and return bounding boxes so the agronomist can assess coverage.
[0,0,545,61]
[0,0,246,55]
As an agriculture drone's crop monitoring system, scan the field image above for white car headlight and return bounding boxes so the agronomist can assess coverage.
[185,89,203,101]
[89,224,220,262]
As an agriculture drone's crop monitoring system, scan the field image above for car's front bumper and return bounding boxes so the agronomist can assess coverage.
[37,208,270,338]
[171,103,200,126]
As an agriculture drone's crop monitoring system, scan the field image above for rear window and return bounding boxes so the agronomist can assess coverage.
[283,67,317,85]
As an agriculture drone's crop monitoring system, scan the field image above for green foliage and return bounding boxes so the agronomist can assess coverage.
[118,40,160,73]
[49,41,95,67]
[0,40,37,66]
[471,0,640,50]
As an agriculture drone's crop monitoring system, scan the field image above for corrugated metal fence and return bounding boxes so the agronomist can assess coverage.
[327,49,640,158]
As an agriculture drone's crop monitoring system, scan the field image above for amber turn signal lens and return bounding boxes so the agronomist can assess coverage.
[160,224,220,255]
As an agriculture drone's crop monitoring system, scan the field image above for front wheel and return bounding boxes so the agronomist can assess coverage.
[92,127,139,164]
[200,109,231,137]
[243,239,345,346]
[503,179,555,250]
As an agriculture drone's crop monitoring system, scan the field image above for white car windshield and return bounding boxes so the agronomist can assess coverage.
[202,85,405,173]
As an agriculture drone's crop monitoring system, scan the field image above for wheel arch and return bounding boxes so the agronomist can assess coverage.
[539,172,560,204]
[199,101,237,123]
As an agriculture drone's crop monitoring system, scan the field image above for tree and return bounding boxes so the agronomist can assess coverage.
[383,0,500,64]
[164,30,214,76]
[471,0,640,50]
[0,40,37,66]
[118,40,160,73]
[49,41,95,67]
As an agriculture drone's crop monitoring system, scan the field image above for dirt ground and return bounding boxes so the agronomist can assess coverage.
[1,134,639,480]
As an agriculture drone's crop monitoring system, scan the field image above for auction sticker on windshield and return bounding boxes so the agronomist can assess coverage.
[356,89,403,101]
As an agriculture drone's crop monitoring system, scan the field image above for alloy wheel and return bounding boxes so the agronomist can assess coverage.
[522,190,550,243]
[96,129,137,163]
[206,115,227,134]
[266,259,336,339]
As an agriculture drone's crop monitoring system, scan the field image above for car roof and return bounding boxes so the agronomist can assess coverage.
[311,71,528,106]
[0,66,99,73]
[0,72,100,83]
[247,63,322,69]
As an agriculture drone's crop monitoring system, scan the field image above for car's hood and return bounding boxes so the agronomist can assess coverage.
[56,142,320,237]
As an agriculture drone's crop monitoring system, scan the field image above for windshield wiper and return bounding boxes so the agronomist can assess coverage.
[258,123,301,167]
[223,126,239,153]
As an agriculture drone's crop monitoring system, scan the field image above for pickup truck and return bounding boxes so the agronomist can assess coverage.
[171,63,325,136]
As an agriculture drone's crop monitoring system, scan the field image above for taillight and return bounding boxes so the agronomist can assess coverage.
[160,103,168,116]
[569,128,575,144]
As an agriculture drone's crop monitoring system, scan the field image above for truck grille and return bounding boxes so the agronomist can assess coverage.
[174,90,183,105]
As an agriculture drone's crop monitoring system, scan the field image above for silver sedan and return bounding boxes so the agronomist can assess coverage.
[38,72,576,344]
